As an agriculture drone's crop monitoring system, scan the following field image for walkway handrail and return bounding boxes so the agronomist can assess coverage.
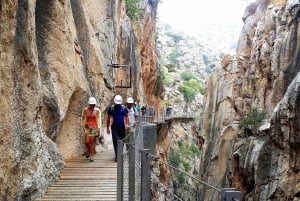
[147,153,221,193]
[138,106,195,124]
[117,116,241,201]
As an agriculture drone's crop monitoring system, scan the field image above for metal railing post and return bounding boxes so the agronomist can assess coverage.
[140,149,151,201]
[128,142,135,201]
[117,140,124,201]
[221,188,240,201]
[142,124,157,155]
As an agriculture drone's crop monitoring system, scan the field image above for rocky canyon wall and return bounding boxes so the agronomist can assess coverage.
[199,0,300,200]
[0,0,159,200]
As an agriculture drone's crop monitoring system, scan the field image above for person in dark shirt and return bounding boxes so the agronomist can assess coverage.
[149,106,155,122]
[141,105,147,116]
[106,95,129,162]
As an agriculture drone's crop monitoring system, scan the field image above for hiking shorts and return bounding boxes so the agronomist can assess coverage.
[85,128,100,137]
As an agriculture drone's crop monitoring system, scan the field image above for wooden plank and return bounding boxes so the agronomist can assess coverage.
[36,146,119,201]
[44,191,117,195]
[47,187,117,191]
[36,199,116,201]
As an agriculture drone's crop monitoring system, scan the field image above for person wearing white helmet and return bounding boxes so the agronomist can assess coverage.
[81,97,101,162]
[125,97,137,148]
[107,95,129,162]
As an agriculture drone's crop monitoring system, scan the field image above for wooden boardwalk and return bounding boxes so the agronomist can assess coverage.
[36,142,117,201]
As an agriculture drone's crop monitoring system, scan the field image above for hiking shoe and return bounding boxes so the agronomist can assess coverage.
[86,153,90,159]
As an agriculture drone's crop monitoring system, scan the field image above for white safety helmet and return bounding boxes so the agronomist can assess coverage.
[88,97,97,105]
[114,95,122,104]
[127,97,134,104]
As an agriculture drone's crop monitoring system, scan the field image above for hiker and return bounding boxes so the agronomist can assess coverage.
[166,106,172,117]
[125,97,137,146]
[134,102,140,115]
[81,97,101,162]
[149,106,155,122]
[106,95,129,162]
[141,105,147,116]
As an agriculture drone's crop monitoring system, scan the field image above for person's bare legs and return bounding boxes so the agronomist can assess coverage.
[85,135,95,161]
[89,136,96,161]
[85,135,90,158]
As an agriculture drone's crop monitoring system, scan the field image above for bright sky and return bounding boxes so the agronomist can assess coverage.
[157,0,248,36]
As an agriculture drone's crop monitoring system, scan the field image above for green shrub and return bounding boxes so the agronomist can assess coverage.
[165,64,176,73]
[166,32,184,44]
[177,140,184,147]
[181,72,196,81]
[168,142,200,185]
[177,172,185,185]
[239,107,266,131]
[205,66,212,73]
[125,0,140,21]
[168,48,184,65]
[188,79,204,94]
[178,79,204,101]
[190,144,201,155]
[164,100,172,107]
[155,71,165,97]
[178,85,196,102]
[169,150,182,168]
[159,71,172,86]
[182,161,192,172]
[202,54,210,65]
[209,63,216,69]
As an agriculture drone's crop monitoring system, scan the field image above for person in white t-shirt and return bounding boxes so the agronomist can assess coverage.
[125,97,137,146]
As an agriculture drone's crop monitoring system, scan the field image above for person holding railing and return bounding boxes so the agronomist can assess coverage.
[106,95,129,162]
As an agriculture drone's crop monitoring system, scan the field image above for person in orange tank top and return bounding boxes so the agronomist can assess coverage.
[81,97,101,162]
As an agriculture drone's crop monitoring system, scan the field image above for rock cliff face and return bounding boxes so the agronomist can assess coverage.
[0,0,159,200]
[200,0,300,200]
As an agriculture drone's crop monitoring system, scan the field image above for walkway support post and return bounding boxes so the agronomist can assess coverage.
[221,188,240,201]
[140,149,151,201]
[128,142,135,201]
[117,140,124,201]
[142,124,157,155]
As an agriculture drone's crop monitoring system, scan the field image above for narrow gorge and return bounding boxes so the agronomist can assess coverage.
[0,0,299,201]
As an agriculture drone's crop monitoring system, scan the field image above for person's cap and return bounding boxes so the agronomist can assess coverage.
[88,97,97,105]
[114,95,122,104]
[127,97,134,104]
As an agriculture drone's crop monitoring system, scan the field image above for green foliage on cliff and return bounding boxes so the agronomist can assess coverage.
[125,0,140,21]
[169,150,182,168]
[181,72,196,81]
[165,64,176,73]
[178,78,204,102]
[178,84,196,102]
[168,141,201,184]
[168,47,184,66]
[239,107,266,131]
[166,32,184,44]
[169,141,200,170]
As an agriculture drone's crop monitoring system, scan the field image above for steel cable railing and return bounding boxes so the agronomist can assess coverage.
[117,115,241,201]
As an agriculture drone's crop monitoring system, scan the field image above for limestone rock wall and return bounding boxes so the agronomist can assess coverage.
[200,0,300,200]
[0,0,158,200]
